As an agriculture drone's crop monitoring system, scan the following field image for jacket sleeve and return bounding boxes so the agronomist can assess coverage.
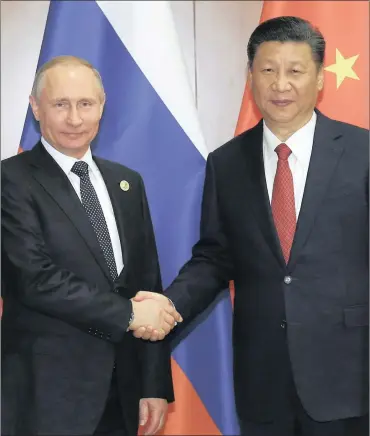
[166,152,234,323]
[136,175,174,401]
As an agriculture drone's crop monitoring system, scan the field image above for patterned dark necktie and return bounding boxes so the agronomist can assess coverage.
[271,143,296,264]
[71,161,118,281]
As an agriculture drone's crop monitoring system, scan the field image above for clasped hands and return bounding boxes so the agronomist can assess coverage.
[129,291,183,341]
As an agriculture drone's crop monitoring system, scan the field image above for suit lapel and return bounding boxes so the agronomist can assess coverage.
[26,142,112,282]
[93,158,130,277]
[288,112,345,269]
[241,122,286,268]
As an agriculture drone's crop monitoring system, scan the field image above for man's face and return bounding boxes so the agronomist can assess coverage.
[29,64,105,158]
[249,41,323,131]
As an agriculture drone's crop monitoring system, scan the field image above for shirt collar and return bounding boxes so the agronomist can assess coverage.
[263,111,317,165]
[41,137,98,176]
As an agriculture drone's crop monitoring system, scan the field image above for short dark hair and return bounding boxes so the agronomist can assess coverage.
[247,16,325,68]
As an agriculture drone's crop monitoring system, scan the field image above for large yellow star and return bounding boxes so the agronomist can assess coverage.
[325,49,360,89]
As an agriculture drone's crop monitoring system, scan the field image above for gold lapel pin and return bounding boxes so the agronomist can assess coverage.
[120,180,130,191]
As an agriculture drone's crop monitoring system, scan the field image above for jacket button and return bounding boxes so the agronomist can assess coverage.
[284,276,292,284]
[281,320,287,329]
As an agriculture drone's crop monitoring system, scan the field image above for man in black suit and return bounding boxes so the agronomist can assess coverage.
[1,55,182,436]
[133,17,369,436]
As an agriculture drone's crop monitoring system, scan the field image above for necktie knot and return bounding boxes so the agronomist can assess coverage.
[275,143,292,161]
[71,161,89,178]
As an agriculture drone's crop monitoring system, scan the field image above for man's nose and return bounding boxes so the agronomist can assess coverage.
[66,107,83,126]
[272,73,291,92]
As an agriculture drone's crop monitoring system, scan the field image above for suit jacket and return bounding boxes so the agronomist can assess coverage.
[1,142,174,436]
[166,110,369,423]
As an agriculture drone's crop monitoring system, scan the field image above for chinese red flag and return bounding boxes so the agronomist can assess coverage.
[235,0,369,134]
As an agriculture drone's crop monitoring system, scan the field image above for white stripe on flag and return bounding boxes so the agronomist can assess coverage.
[97,0,208,159]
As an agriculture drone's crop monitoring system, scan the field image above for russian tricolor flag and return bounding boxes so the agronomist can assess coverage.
[20,1,239,434]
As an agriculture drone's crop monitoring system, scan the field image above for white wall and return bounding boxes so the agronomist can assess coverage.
[170,1,197,99]
[1,0,262,159]
[1,1,50,159]
[195,1,262,150]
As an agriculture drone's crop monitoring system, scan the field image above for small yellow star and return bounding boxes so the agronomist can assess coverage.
[325,49,360,89]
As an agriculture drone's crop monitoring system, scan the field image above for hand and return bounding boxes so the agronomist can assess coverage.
[139,398,167,435]
[129,292,182,341]
[132,291,183,341]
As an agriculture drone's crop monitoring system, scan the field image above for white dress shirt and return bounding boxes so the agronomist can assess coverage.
[41,137,124,275]
[262,112,317,218]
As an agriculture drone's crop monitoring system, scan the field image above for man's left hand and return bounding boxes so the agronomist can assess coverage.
[139,398,168,435]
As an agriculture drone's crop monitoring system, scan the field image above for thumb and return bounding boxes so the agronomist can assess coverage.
[139,399,149,426]
[133,291,155,302]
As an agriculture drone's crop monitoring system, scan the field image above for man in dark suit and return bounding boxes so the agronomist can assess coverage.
[1,55,182,436]
[133,17,369,436]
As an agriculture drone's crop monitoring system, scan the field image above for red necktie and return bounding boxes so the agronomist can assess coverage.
[271,143,296,263]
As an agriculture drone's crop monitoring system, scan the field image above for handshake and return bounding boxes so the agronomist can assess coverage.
[128,291,183,341]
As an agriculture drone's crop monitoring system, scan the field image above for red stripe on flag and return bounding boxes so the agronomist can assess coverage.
[159,357,221,435]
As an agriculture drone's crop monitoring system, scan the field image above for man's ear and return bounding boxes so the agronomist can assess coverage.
[247,67,253,88]
[317,66,324,91]
[29,95,40,121]
[99,94,106,119]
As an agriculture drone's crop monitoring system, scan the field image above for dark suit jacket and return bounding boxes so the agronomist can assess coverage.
[166,110,369,423]
[1,142,174,436]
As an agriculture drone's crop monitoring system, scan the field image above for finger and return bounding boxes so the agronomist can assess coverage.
[149,330,160,342]
[163,312,175,326]
[159,321,173,335]
[150,329,165,341]
[154,413,165,434]
[174,311,183,323]
[165,298,183,322]
[144,408,162,435]
[142,327,154,341]
[139,399,149,426]
[133,327,147,338]
[149,414,164,435]
[134,326,154,341]
[163,304,176,315]
[133,291,156,302]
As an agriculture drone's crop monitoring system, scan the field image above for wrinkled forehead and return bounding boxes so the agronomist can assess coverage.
[41,64,104,100]
[254,41,316,65]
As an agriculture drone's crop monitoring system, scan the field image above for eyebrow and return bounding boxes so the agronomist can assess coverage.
[49,97,68,103]
[287,60,308,66]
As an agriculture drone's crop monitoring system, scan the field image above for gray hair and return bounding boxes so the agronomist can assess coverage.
[31,55,105,101]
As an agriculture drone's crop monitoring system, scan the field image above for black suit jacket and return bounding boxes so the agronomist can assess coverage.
[166,110,369,423]
[1,142,174,436]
